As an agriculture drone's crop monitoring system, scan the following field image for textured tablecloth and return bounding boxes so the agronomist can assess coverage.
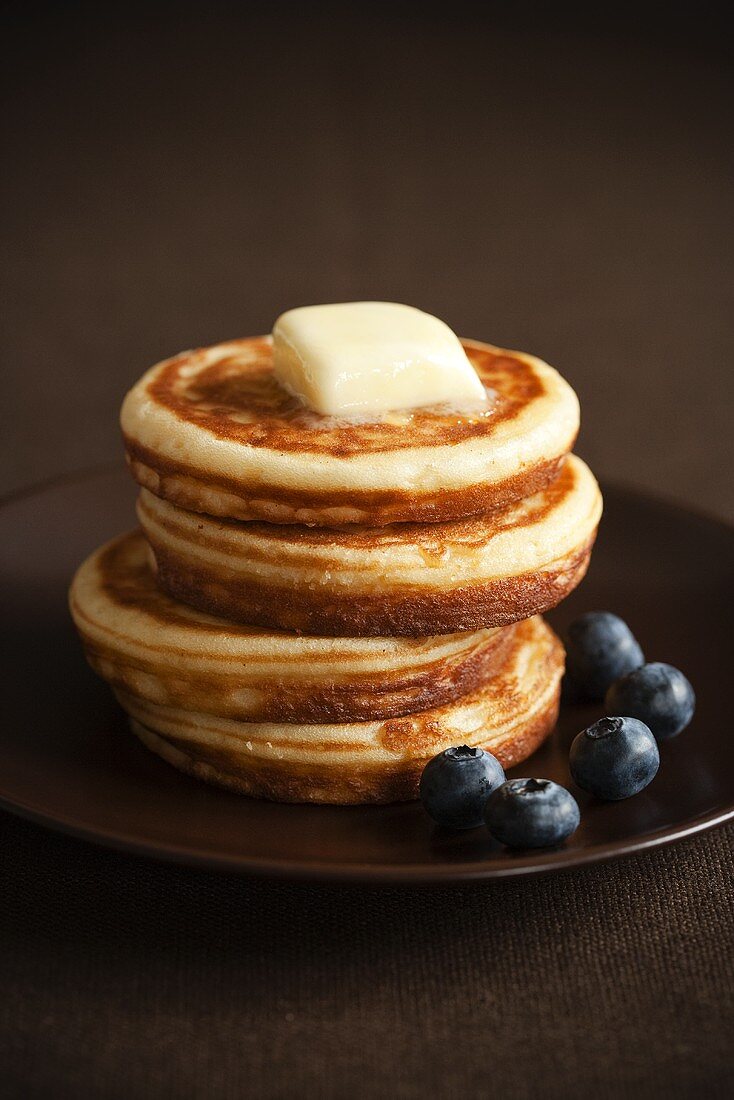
[2,5,733,1097]
[2,813,732,1098]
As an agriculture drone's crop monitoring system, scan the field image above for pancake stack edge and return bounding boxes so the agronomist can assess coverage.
[70,335,602,803]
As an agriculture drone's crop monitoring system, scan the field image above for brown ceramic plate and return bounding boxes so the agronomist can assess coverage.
[1,466,732,882]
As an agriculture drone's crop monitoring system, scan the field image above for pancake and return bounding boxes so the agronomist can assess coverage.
[69,530,513,723]
[121,336,580,526]
[119,616,564,804]
[138,455,602,637]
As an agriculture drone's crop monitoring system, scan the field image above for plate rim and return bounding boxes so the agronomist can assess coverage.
[1,786,733,884]
[2,464,733,884]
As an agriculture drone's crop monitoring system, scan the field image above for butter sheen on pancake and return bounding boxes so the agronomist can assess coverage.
[138,455,602,637]
[69,531,513,723]
[119,616,564,804]
[121,336,580,526]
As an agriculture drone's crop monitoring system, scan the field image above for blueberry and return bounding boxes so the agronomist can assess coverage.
[419,745,505,829]
[605,662,695,740]
[570,716,659,800]
[484,779,580,849]
[564,612,644,701]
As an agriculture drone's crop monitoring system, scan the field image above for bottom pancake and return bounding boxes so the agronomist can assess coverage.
[118,616,564,804]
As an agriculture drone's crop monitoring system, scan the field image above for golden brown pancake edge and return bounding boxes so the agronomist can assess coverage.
[137,457,602,637]
[122,616,564,804]
[69,530,518,722]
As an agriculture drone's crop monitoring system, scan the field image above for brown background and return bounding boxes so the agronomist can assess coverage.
[2,4,733,1098]
[3,2,734,519]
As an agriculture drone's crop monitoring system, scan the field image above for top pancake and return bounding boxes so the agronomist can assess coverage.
[121,336,580,526]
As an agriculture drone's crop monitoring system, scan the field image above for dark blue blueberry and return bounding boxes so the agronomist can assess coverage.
[483,779,580,849]
[605,662,695,740]
[570,716,659,800]
[564,612,644,701]
[419,745,505,829]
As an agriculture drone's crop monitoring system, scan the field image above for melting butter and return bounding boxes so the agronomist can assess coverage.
[272,301,487,417]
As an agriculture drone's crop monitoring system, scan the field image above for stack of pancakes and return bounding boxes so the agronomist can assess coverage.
[70,336,602,803]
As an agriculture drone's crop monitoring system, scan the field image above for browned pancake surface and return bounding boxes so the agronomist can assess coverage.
[143,339,542,455]
[122,337,580,524]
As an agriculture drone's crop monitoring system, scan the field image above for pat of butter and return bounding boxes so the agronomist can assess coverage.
[272,301,486,416]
